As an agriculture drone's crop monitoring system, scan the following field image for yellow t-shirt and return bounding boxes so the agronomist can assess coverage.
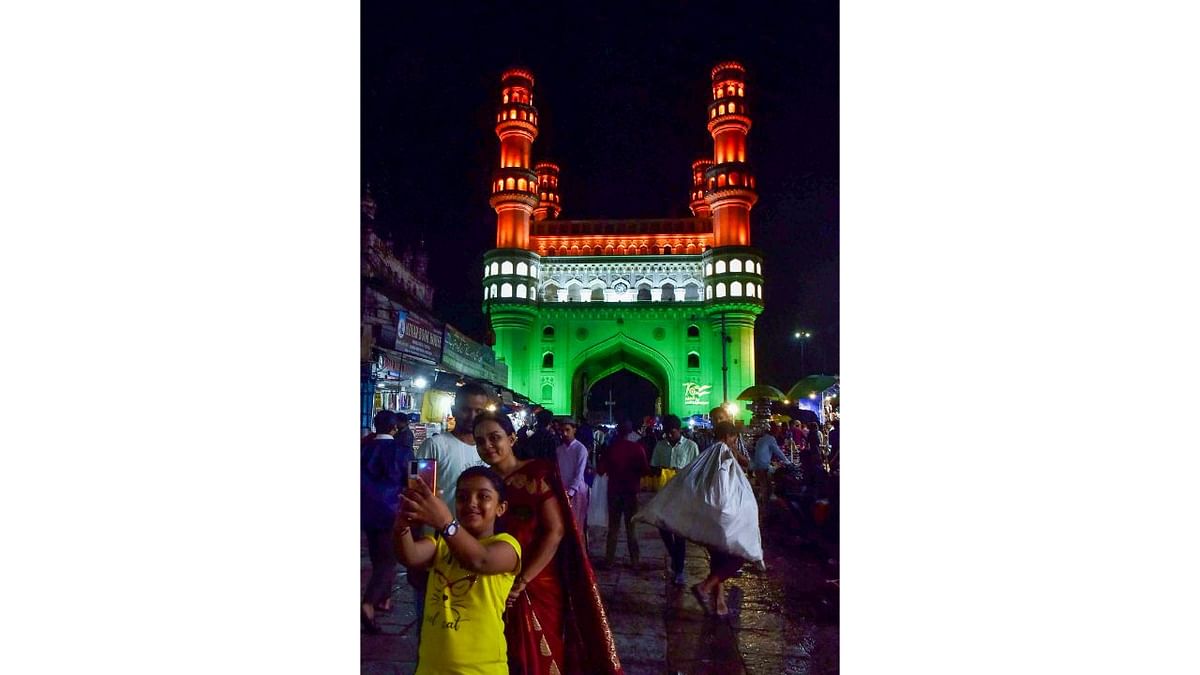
[415,532,521,675]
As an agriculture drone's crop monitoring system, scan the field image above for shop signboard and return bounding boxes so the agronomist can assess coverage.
[441,324,500,383]
[395,305,444,365]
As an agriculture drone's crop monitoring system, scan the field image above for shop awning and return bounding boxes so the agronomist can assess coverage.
[785,375,839,402]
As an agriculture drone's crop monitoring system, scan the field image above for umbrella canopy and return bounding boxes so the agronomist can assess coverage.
[736,384,787,401]
[785,375,839,402]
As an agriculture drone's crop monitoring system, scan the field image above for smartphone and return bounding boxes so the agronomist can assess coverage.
[408,458,437,494]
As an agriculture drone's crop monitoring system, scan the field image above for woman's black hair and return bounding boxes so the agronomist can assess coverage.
[472,410,516,436]
[456,465,507,502]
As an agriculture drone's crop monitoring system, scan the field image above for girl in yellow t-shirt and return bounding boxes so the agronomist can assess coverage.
[396,466,522,675]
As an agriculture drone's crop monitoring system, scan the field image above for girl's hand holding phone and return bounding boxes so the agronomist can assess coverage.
[399,474,451,530]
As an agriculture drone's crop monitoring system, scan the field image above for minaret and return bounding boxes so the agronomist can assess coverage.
[689,159,713,217]
[700,61,763,412]
[483,68,542,398]
[533,161,562,221]
[490,68,541,249]
[704,62,756,247]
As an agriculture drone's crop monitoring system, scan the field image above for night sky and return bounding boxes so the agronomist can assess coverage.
[362,2,839,391]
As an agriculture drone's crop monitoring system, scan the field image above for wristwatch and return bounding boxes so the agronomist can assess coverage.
[441,519,460,538]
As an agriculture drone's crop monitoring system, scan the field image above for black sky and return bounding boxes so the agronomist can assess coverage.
[363,1,838,390]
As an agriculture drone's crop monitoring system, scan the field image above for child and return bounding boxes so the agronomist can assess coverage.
[395,466,522,675]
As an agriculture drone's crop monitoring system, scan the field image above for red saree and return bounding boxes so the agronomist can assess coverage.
[501,459,624,675]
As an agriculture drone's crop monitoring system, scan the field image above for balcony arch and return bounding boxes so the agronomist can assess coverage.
[730,259,742,273]
[542,352,554,368]
[516,284,527,299]
[687,352,700,369]
[660,282,675,301]
[516,261,528,276]
[501,261,513,274]
[731,281,742,297]
[716,282,726,298]
[501,283,513,298]
[715,260,726,274]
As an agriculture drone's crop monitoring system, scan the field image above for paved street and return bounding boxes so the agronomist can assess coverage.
[361,492,839,674]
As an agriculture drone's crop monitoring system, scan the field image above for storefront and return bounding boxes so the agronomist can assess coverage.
[361,298,446,437]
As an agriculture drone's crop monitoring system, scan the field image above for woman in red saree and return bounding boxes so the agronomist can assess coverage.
[471,412,624,675]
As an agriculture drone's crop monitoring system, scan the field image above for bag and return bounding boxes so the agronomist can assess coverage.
[587,475,609,528]
[634,443,764,568]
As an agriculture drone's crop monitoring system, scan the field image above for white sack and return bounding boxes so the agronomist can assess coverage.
[634,442,764,568]
[587,475,609,528]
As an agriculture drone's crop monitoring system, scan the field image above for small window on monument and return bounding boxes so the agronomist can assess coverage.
[687,325,700,339]
[542,353,554,368]
[543,326,555,339]
[688,352,700,369]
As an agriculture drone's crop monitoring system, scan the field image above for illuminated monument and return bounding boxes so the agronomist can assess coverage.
[482,63,763,419]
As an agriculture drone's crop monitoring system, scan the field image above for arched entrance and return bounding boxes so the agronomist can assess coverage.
[586,369,660,424]
[570,335,672,420]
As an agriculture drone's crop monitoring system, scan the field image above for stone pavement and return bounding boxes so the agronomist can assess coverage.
[361,492,838,674]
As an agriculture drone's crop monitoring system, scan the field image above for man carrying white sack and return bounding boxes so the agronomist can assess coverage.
[635,420,762,618]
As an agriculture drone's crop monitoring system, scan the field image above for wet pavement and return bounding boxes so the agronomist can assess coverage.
[361,492,838,674]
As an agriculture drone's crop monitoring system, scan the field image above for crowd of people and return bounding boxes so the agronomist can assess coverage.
[360,384,837,674]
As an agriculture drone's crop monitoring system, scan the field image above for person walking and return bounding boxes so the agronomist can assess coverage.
[360,410,413,633]
[691,422,760,617]
[556,419,590,533]
[750,423,792,510]
[649,415,699,585]
[598,420,650,569]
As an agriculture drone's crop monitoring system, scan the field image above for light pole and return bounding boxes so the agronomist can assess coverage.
[793,331,812,376]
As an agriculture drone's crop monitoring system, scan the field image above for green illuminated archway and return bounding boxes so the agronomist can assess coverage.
[569,333,673,418]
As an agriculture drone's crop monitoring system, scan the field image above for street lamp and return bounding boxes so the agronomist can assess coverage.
[793,331,812,376]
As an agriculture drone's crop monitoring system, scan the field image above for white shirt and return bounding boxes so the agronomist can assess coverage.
[415,432,485,517]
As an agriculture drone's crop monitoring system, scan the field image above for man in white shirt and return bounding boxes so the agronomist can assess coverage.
[409,382,490,635]
[555,419,590,533]
[649,414,700,585]
[415,382,490,517]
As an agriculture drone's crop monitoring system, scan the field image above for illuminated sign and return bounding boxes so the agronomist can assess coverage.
[683,382,712,405]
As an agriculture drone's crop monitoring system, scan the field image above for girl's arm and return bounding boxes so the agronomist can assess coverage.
[393,515,436,569]
[398,477,518,575]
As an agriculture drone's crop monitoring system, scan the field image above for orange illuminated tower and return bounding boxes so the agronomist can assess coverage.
[490,68,540,249]
[533,161,561,221]
[689,159,714,217]
[704,61,756,247]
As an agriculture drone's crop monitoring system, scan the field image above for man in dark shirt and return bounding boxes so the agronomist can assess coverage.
[516,408,558,461]
[597,420,650,568]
